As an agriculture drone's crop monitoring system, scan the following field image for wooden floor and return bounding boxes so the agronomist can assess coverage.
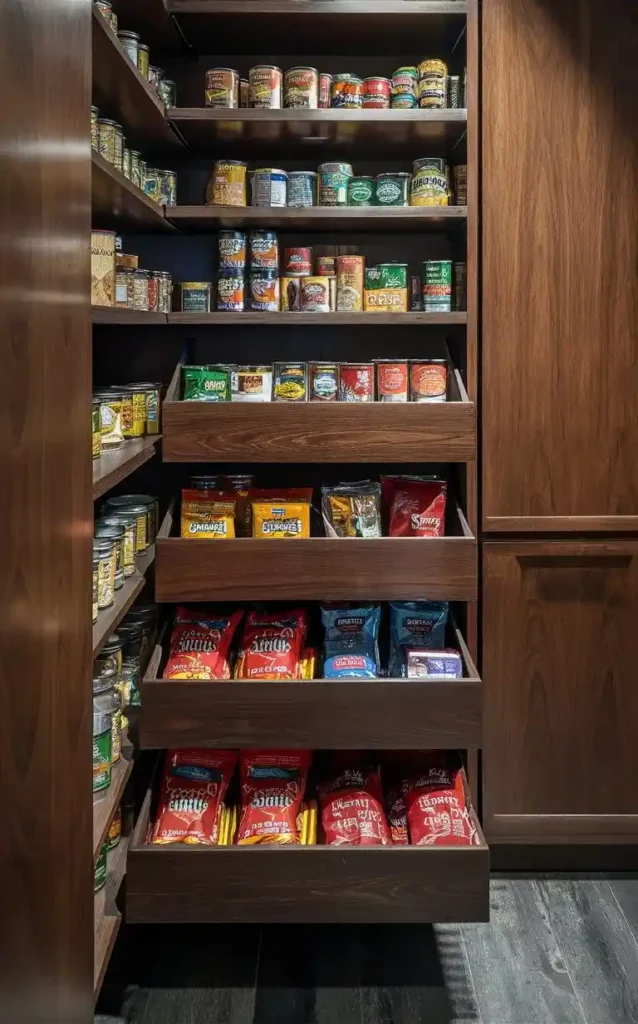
[97,876,638,1024]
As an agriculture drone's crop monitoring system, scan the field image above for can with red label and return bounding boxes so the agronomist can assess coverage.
[284,247,313,277]
[362,77,392,108]
[339,362,375,402]
[249,65,283,108]
[316,255,336,277]
[300,276,330,312]
[284,66,319,109]
[205,68,240,108]
[410,359,448,402]
[318,73,332,108]
[376,360,408,402]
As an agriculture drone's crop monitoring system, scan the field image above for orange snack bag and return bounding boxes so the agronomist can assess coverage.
[237,749,311,845]
[152,748,237,845]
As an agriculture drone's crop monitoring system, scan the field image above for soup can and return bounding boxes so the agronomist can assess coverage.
[318,73,332,108]
[318,162,353,207]
[249,230,278,270]
[410,359,448,402]
[232,365,273,402]
[284,67,318,109]
[391,92,418,110]
[207,160,247,207]
[310,362,338,402]
[376,360,408,402]
[316,255,336,277]
[218,230,246,270]
[250,168,288,208]
[287,171,317,208]
[421,260,452,311]
[347,176,374,207]
[339,363,375,402]
[250,269,279,312]
[280,277,302,311]
[391,66,418,105]
[300,276,330,313]
[410,159,449,206]
[375,172,410,206]
[284,247,313,277]
[418,59,448,110]
[249,65,283,108]
[336,255,364,312]
[216,270,245,311]
[177,281,212,312]
[330,73,363,108]
[362,77,391,108]
[205,67,239,107]
[273,362,308,402]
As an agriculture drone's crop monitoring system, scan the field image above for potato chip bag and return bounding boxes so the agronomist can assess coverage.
[381,476,447,537]
[319,757,391,846]
[234,608,308,680]
[401,756,477,846]
[321,604,380,678]
[152,748,237,845]
[163,606,243,680]
[237,749,310,845]
[321,482,382,538]
[181,488,236,539]
[250,488,312,539]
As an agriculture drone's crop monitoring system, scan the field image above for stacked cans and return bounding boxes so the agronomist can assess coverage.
[216,229,280,312]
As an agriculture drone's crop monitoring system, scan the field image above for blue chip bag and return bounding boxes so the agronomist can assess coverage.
[322,604,381,678]
[389,601,449,677]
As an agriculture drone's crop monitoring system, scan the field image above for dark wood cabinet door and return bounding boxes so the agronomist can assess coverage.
[483,541,638,844]
[482,0,638,531]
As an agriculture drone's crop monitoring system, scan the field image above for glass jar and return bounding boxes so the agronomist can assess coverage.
[130,150,141,188]
[148,272,160,312]
[90,106,99,150]
[117,30,140,66]
[94,525,124,590]
[93,538,115,609]
[113,125,124,172]
[148,65,164,91]
[115,267,133,308]
[158,271,172,313]
[132,269,150,311]
[120,386,147,438]
[122,146,131,180]
[158,78,177,107]
[97,118,118,165]
[94,389,124,451]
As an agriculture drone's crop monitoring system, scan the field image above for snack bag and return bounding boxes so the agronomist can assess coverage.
[401,756,477,846]
[321,604,380,678]
[234,608,308,679]
[321,482,382,538]
[381,476,447,537]
[181,488,236,539]
[406,649,462,679]
[388,601,449,676]
[237,749,310,844]
[319,757,392,846]
[152,748,237,845]
[250,488,313,539]
[163,606,243,680]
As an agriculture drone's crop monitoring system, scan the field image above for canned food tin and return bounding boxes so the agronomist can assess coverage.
[94,538,115,609]
[418,58,448,80]
[143,169,162,204]
[364,262,408,312]
[336,255,364,312]
[207,160,247,207]
[316,255,336,277]
[249,230,278,270]
[284,247,313,277]
[218,230,247,270]
[318,73,332,108]
[391,66,418,103]
[93,706,112,794]
[447,75,460,108]
[108,807,122,850]
[410,159,449,206]
[251,167,288,208]
[410,359,448,402]
[232,365,273,402]
[94,525,124,591]
[376,360,408,402]
[284,66,318,109]
[250,269,279,312]
[310,362,338,401]
[240,79,249,107]
[216,270,245,311]
[158,169,177,206]
[287,171,317,208]
[280,277,302,311]
[97,118,118,164]
[249,65,283,109]
[100,513,137,574]
[205,68,240,108]
[117,30,139,65]
[91,229,116,307]
[159,78,177,107]
[417,59,448,109]
[330,73,363,109]
[453,164,467,204]
[362,77,391,108]
[421,260,452,311]
[347,176,374,207]
[375,172,410,206]
[91,106,99,150]
[273,362,308,402]
[137,43,150,79]
[177,281,212,312]
[339,363,375,402]
[410,275,422,311]
[391,92,418,109]
[300,276,330,313]
[318,162,353,207]
[454,261,467,311]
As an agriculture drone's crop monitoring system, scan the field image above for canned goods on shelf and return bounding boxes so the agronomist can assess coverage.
[287,171,317,208]
[232,365,273,402]
[410,359,448,402]
[280,277,301,311]
[250,269,279,312]
[347,176,374,207]
[336,255,364,312]
[216,271,245,311]
[240,79,249,107]
[330,73,363,109]
[250,168,288,208]
[158,168,177,206]
[273,362,308,402]
[339,363,375,402]
[117,30,139,66]
[375,173,410,207]
[249,230,278,270]
[410,158,449,206]
[391,66,418,106]
[362,77,391,108]
[318,162,353,207]
[205,67,240,108]
[454,261,467,311]
[207,160,247,207]
[159,78,177,107]
[318,73,332,108]
[300,276,330,313]
[249,65,283,109]
[137,43,150,79]
[143,168,162,205]
[376,360,409,402]
[316,255,336,277]
[421,260,452,312]
[177,282,212,313]
[284,67,318,109]
[97,118,118,165]
[218,230,247,270]
[310,362,338,401]
[283,247,313,277]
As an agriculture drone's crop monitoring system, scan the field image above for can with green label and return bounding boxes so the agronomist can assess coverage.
[347,176,375,207]
[421,260,453,312]
[374,172,410,207]
[93,705,112,793]
[182,364,231,402]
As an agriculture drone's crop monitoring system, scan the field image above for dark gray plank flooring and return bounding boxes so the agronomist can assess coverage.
[97,877,638,1024]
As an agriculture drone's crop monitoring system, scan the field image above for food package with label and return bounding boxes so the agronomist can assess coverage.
[388,600,449,676]
[321,481,382,538]
[321,603,381,678]
[181,488,237,538]
[250,487,312,538]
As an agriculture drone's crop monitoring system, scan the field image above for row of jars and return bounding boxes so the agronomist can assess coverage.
[92,383,161,458]
[91,106,178,207]
[93,494,159,622]
[93,0,177,106]
[115,252,173,312]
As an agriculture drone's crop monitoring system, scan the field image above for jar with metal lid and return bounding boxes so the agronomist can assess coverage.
[120,655,141,708]
[130,150,141,188]
[121,493,159,542]
[97,515,136,576]
[92,398,101,458]
[147,272,161,312]
[94,389,123,449]
[120,385,147,438]
[137,43,150,78]
[91,106,99,150]
[158,78,177,107]
[104,500,148,552]
[113,124,124,172]
[117,30,140,65]
[93,702,112,792]
[157,272,172,313]
[132,269,150,311]
[148,66,164,91]
[122,147,131,180]
[94,525,124,590]
[93,685,121,764]
[97,118,118,164]
[94,538,115,609]
[95,1,116,31]
[95,635,123,678]
[127,382,160,433]
[92,549,99,624]
[115,267,133,309]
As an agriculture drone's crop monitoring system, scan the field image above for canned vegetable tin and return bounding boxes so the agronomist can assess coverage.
[421,260,452,311]
[300,277,331,313]
[417,58,448,109]
[310,362,338,401]
[218,230,247,270]
[339,363,375,402]
[330,74,363,108]
[376,360,408,402]
[287,171,317,208]
[284,67,319,109]
[391,66,418,107]
[232,366,273,402]
[410,359,448,402]
[284,247,313,276]
[205,68,240,108]
[207,160,247,207]
[273,362,308,402]
[336,255,364,312]
[411,158,449,206]
[216,271,245,311]
[250,168,288,208]
[375,172,410,207]
[177,282,212,312]
[316,255,336,276]
[347,176,374,207]
[249,230,278,270]
[249,65,283,108]
[318,162,353,207]
[362,77,391,108]
[250,269,279,311]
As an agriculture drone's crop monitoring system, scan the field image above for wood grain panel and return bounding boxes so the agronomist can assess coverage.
[482,0,638,528]
[483,541,638,844]
[0,0,93,1018]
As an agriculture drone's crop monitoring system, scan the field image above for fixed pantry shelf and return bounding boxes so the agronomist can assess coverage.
[140,624,481,750]
[94,914,121,998]
[93,755,133,862]
[93,435,161,500]
[92,151,173,232]
[169,108,467,154]
[166,1,468,54]
[92,307,168,324]
[166,205,467,232]
[169,311,467,325]
[92,5,182,153]
[92,544,155,658]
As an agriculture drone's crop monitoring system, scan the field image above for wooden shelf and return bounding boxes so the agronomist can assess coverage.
[94,913,121,997]
[92,6,183,153]
[110,0,185,50]
[93,755,133,862]
[169,108,467,156]
[91,151,173,232]
[92,544,156,658]
[92,307,168,324]
[166,205,467,233]
[168,311,467,325]
[93,436,161,500]
[167,1,468,54]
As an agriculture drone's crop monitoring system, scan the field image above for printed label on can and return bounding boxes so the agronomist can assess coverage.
[377,361,408,402]
[218,231,246,269]
[251,169,288,208]
[216,273,245,311]
[339,364,374,402]
[310,364,338,401]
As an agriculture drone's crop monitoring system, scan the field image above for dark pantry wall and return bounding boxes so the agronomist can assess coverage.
[0,0,93,1021]
[481,0,638,850]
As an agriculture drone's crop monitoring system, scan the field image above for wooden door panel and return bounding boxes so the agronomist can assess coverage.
[482,0,638,530]
[483,541,638,842]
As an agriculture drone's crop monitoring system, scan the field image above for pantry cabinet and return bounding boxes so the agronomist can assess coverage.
[483,541,638,844]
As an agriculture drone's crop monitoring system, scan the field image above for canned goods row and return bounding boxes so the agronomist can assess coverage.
[91,230,172,310]
[93,2,177,106]
[92,383,162,458]
[93,492,159,629]
[411,261,467,314]
[182,359,448,403]
[91,105,178,205]
[203,62,465,110]
[205,159,466,209]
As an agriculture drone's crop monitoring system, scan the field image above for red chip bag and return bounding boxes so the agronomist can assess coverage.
[234,608,308,680]
[152,748,237,845]
[402,758,476,846]
[238,749,310,845]
[382,476,447,537]
[163,607,243,680]
[319,758,392,847]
